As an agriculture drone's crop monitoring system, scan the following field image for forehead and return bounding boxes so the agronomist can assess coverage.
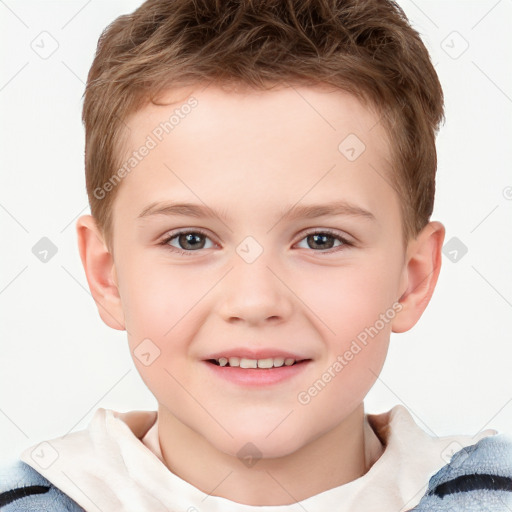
[114,83,398,230]
[123,83,390,153]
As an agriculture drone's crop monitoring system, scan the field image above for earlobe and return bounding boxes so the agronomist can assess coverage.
[76,215,126,331]
[391,221,445,333]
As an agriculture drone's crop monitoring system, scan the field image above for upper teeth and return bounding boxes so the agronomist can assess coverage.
[216,357,296,368]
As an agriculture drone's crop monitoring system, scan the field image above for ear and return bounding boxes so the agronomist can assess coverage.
[76,215,125,331]
[391,221,445,333]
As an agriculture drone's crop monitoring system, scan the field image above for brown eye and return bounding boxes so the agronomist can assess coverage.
[306,233,337,250]
[175,232,207,250]
[296,230,352,252]
[161,230,214,254]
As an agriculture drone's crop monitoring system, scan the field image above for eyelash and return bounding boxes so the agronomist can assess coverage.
[159,228,353,256]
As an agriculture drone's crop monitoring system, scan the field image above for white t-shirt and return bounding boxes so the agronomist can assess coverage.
[19,405,495,512]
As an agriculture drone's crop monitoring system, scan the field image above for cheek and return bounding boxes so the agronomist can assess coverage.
[119,267,200,418]
[292,253,399,409]
[297,282,393,430]
[297,253,401,346]
[116,258,202,395]
[118,254,205,338]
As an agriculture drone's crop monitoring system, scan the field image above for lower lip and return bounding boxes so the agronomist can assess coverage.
[204,360,311,387]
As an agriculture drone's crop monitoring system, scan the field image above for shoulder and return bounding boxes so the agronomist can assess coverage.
[0,458,85,511]
[411,432,512,511]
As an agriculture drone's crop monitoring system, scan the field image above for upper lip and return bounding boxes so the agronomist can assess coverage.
[204,348,310,361]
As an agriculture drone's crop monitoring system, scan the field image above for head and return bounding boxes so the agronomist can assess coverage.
[77,0,445,458]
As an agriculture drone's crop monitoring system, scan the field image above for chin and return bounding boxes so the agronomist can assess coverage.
[209,423,312,461]
[222,438,302,461]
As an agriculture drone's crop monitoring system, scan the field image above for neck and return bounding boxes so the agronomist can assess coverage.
[156,403,384,506]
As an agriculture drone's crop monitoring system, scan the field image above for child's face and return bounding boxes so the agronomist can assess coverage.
[108,84,410,457]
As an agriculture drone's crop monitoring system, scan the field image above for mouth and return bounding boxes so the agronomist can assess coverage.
[204,354,311,386]
[203,349,312,386]
[206,357,309,369]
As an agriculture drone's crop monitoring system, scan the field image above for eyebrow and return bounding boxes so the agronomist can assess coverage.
[137,200,376,224]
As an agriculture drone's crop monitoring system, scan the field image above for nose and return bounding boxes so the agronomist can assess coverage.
[217,254,294,326]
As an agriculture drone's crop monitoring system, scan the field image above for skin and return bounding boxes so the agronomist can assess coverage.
[76,83,445,506]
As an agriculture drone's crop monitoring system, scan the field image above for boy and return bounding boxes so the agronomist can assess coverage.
[1,0,511,510]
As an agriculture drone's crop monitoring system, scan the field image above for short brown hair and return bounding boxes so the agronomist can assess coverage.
[82,0,444,251]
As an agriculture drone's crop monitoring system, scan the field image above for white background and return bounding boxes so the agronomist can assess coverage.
[1,0,511,462]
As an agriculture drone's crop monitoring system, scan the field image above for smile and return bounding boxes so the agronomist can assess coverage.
[204,357,311,386]
[208,357,303,368]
